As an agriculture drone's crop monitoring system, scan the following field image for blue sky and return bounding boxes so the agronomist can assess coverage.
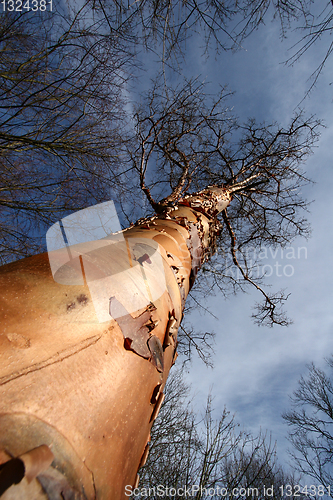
[144,8,333,466]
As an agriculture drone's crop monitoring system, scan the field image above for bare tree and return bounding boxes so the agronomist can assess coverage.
[0,168,313,497]
[283,357,333,493]
[277,1,333,99]
[83,0,265,59]
[82,0,333,97]
[0,96,320,495]
[128,76,320,330]
[136,369,299,500]
[0,10,131,263]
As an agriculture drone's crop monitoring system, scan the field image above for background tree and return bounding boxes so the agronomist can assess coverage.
[88,0,333,98]
[0,9,131,263]
[283,357,333,491]
[137,368,299,500]
[276,0,333,99]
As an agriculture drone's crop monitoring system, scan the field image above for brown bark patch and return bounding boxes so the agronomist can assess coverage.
[6,333,31,349]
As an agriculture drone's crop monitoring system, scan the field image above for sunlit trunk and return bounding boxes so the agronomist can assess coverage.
[0,187,231,499]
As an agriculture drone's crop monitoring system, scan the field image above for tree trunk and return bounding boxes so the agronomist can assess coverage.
[0,187,231,499]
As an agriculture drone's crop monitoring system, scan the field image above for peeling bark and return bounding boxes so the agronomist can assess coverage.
[0,187,231,499]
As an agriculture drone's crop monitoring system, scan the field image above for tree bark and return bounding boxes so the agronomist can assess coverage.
[0,187,231,499]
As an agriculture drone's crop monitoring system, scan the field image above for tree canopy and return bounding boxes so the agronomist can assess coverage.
[283,357,333,488]
[0,9,131,262]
